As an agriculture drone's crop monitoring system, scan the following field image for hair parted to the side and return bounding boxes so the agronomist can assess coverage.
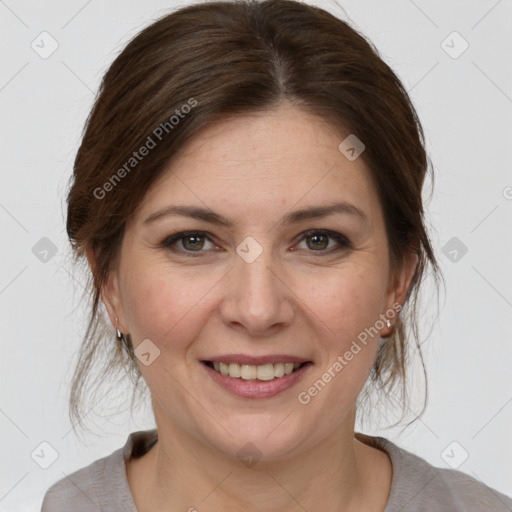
[65,0,442,437]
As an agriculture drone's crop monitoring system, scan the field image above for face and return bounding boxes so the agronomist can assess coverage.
[100,103,414,460]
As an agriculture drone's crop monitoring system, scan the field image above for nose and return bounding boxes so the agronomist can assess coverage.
[219,246,296,337]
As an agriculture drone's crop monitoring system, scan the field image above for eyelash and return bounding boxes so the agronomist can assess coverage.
[159,229,352,256]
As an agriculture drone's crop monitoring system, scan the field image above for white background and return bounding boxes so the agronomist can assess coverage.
[1,0,511,510]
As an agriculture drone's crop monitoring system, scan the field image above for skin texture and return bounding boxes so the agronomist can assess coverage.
[90,102,416,511]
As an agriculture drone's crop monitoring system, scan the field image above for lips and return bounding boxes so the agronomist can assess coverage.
[199,350,313,399]
[201,354,310,366]
[202,359,313,399]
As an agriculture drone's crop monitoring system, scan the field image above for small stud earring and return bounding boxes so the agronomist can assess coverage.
[115,317,123,341]
[386,319,391,329]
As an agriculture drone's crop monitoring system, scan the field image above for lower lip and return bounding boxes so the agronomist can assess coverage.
[202,362,312,399]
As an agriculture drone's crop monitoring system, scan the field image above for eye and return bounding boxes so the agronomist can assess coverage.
[160,231,217,254]
[160,229,352,256]
[295,230,352,253]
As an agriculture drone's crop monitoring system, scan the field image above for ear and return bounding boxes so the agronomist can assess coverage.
[86,245,128,333]
[383,249,417,332]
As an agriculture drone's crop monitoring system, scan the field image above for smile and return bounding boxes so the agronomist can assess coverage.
[201,359,313,399]
[205,361,305,381]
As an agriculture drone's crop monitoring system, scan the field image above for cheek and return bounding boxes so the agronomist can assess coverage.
[299,264,386,345]
[290,267,387,436]
[295,265,386,394]
[121,262,217,348]
[298,266,385,408]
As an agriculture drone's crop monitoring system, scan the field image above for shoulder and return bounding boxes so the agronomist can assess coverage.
[40,452,112,511]
[356,433,512,512]
[40,430,156,512]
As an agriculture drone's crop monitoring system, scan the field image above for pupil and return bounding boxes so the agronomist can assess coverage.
[309,234,327,250]
[184,235,203,250]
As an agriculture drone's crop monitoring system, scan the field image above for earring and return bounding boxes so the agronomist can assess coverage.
[115,317,123,341]
[386,319,391,329]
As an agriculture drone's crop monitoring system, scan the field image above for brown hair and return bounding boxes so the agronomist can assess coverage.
[66,0,441,435]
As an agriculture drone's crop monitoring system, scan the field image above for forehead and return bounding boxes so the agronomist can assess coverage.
[135,104,380,225]
[172,106,355,176]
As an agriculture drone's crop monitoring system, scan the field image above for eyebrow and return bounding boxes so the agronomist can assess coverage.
[143,201,368,227]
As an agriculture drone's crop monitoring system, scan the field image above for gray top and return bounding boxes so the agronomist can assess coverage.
[41,429,512,511]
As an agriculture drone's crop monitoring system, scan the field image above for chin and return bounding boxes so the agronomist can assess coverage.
[195,413,313,463]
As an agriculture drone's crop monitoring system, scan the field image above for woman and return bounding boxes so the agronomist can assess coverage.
[41,1,512,510]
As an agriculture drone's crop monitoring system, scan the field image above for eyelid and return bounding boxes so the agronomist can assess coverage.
[160,229,352,255]
[296,229,352,249]
[160,230,219,254]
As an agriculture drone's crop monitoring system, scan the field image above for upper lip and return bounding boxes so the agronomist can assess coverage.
[202,354,310,365]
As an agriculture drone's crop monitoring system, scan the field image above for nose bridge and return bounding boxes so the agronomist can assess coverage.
[235,241,280,307]
[222,238,294,333]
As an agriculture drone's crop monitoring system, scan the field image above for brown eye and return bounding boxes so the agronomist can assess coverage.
[181,234,205,251]
[297,230,352,253]
[306,233,330,250]
[161,231,216,254]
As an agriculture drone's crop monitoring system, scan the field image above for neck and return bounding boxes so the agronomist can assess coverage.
[128,408,391,512]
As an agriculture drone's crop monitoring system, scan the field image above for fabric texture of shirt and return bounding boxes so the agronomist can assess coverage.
[40,429,512,511]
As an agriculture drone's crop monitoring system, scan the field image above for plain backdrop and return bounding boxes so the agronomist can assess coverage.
[1,0,511,510]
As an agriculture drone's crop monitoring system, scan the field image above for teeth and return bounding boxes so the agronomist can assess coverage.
[256,363,274,381]
[228,363,241,378]
[274,363,285,378]
[241,364,257,380]
[210,361,303,380]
